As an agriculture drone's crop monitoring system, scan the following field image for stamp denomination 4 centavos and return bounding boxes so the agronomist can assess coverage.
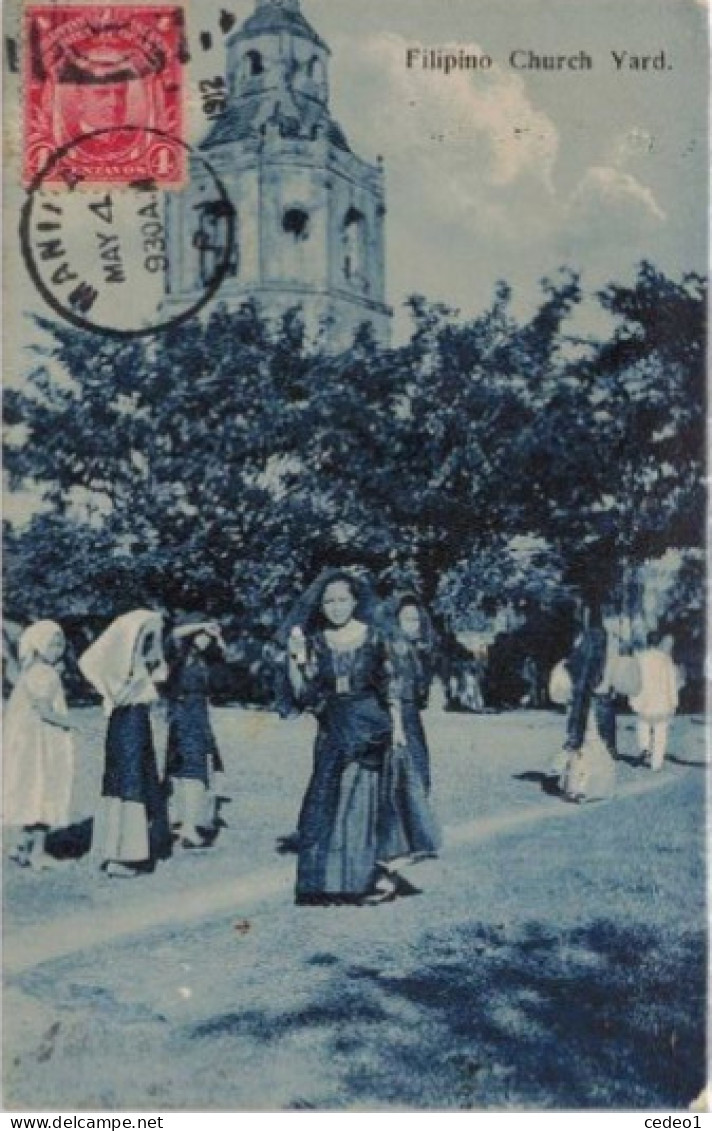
[24,5,186,187]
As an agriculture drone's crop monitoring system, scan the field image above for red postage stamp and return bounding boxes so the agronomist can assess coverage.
[23,5,185,187]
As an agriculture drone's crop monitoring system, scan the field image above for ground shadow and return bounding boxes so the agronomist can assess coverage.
[512,771,563,797]
[46,818,93,860]
[186,917,707,1110]
[615,753,646,768]
[667,755,708,770]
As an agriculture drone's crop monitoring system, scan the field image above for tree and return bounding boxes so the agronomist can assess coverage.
[4,264,705,641]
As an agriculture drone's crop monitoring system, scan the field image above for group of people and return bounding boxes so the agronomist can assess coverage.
[3,570,442,904]
[548,609,680,804]
[4,611,228,877]
[3,574,681,901]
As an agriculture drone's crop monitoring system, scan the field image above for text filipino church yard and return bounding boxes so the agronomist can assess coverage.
[3,700,707,1111]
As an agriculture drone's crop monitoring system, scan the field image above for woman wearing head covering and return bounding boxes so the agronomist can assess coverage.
[165,614,226,848]
[555,604,617,803]
[280,568,400,905]
[79,610,170,877]
[3,620,75,869]
[377,594,441,866]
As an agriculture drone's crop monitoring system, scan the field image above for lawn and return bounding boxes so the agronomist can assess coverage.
[3,704,707,1111]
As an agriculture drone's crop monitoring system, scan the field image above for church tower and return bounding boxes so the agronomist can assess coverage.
[164,0,391,349]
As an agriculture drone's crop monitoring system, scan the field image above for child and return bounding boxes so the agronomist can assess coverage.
[165,615,226,849]
[4,620,75,869]
[79,610,170,877]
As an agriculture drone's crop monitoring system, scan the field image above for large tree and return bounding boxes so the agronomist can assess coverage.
[4,264,705,634]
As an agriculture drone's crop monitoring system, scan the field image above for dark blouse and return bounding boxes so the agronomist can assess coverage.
[387,637,432,708]
[295,625,395,714]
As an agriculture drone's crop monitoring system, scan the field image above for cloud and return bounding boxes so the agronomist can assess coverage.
[357,33,560,190]
[570,166,667,224]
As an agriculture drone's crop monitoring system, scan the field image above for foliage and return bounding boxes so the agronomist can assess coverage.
[4,265,705,641]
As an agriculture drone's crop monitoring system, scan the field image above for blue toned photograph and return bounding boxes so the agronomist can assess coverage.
[2,0,708,1114]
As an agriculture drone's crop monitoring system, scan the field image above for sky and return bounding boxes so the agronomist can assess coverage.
[4,0,708,354]
[315,0,709,339]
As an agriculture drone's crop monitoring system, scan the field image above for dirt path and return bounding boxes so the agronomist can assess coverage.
[4,767,681,975]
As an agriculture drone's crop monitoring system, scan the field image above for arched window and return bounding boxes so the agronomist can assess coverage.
[193,201,237,286]
[343,207,365,282]
[283,207,309,241]
[306,55,326,85]
[243,50,264,78]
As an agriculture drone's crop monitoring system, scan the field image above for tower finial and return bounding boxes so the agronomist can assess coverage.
[255,0,300,11]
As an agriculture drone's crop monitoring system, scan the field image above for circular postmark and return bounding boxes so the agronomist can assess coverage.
[20,126,236,338]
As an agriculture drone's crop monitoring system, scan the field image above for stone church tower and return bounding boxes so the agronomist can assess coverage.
[164,0,391,349]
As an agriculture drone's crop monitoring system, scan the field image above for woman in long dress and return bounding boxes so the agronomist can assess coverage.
[282,569,400,905]
[558,609,617,803]
[3,621,75,869]
[165,616,225,848]
[79,609,171,877]
[377,594,441,864]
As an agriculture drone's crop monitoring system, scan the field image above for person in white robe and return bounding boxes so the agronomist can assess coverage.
[629,630,679,771]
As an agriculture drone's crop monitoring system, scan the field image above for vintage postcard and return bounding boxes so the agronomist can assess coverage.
[2,0,708,1116]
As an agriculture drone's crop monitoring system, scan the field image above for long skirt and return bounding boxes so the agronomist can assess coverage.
[3,683,73,829]
[560,723,616,803]
[166,695,221,784]
[296,693,391,903]
[94,705,171,865]
[378,706,441,862]
[401,701,432,792]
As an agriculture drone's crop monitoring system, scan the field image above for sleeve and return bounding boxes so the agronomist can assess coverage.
[381,633,404,704]
[24,664,63,712]
[278,634,329,716]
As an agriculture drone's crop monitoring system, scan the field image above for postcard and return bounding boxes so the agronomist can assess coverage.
[2,0,708,1116]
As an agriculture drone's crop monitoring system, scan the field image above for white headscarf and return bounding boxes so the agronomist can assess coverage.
[18,620,64,667]
[79,609,165,712]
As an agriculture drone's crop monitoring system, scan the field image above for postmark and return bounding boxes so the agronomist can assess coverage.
[24,5,186,187]
[20,127,236,338]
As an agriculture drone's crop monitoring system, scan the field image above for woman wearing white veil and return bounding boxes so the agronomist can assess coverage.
[79,610,170,877]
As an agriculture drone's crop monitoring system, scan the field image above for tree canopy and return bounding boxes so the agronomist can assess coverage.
[4,264,705,640]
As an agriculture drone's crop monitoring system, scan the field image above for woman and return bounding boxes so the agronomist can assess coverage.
[557,606,617,803]
[79,609,171,877]
[378,594,441,864]
[4,621,75,869]
[165,615,225,847]
[282,569,399,905]
[630,630,679,771]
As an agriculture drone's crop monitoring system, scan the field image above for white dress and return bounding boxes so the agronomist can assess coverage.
[560,714,616,803]
[3,661,74,828]
[630,649,678,721]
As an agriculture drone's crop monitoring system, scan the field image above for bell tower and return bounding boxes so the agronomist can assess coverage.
[164,0,392,349]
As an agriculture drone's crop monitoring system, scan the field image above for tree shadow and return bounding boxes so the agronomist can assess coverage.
[185,918,707,1110]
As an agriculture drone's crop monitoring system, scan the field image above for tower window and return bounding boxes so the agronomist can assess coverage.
[343,207,366,283]
[306,56,326,85]
[243,50,264,77]
[283,207,310,241]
